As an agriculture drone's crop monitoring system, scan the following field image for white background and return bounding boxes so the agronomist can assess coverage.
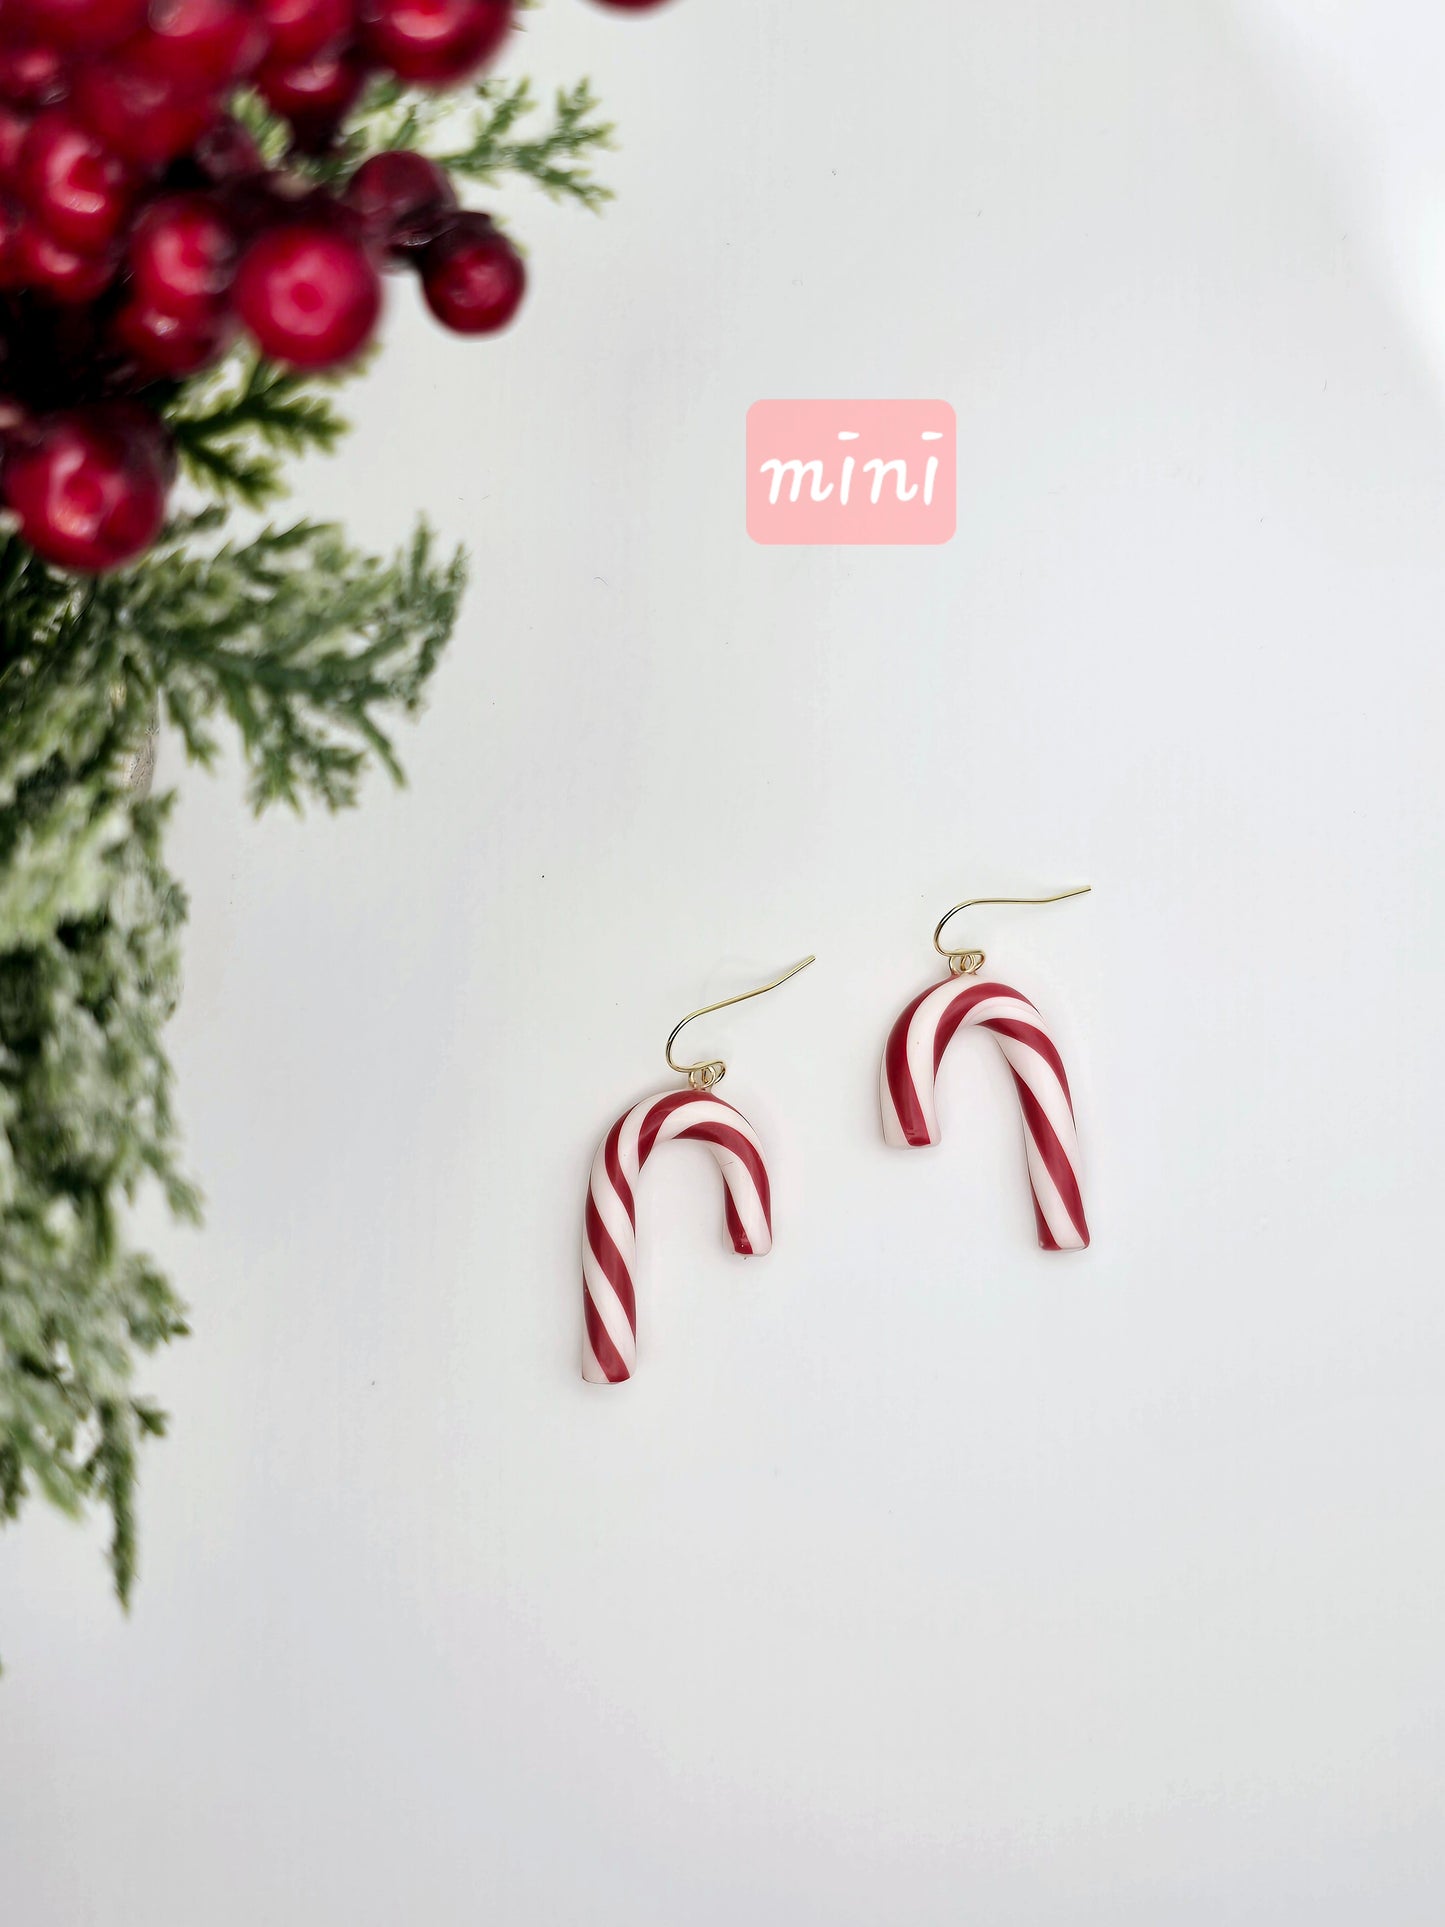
[5,1,1445,1919]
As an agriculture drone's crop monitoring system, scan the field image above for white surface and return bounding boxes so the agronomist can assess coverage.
[5,1,1445,1920]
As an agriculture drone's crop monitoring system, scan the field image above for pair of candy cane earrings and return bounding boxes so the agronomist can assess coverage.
[581,886,1092,1385]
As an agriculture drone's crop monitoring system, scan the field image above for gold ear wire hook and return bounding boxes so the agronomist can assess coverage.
[665,956,816,1091]
[933,885,1091,976]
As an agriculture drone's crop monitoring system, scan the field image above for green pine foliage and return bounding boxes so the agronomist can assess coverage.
[430,79,616,209]
[0,428,467,1609]
[166,357,352,508]
[0,781,192,1611]
[1,66,610,1613]
[274,73,615,210]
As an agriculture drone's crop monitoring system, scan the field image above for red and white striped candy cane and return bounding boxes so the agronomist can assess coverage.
[582,1089,773,1383]
[881,977,1090,1249]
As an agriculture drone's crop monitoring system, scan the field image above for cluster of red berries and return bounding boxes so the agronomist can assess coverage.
[0,0,553,573]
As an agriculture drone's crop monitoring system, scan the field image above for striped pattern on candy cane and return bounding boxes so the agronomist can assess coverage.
[582,1089,773,1383]
[881,978,1090,1250]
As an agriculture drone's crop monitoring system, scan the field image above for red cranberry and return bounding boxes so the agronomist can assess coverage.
[343,149,455,257]
[3,402,170,572]
[192,113,262,184]
[12,218,118,302]
[18,110,133,252]
[113,295,235,376]
[72,36,218,166]
[129,192,237,317]
[0,192,26,289]
[234,223,382,368]
[112,401,178,483]
[216,171,290,239]
[420,211,524,333]
[256,46,367,148]
[359,0,512,86]
[255,0,354,63]
[0,107,30,185]
[146,0,268,86]
[0,40,70,110]
[15,0,147,49]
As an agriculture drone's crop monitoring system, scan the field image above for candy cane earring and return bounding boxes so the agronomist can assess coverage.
[581,955,815,1384]
[880,888,1092,1250]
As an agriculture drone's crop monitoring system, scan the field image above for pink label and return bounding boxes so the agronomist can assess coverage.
[747,400,956,545]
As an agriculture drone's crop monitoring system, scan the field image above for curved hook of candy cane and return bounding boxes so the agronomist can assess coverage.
[880,978,1090,1250]
[582,1089,774,1384]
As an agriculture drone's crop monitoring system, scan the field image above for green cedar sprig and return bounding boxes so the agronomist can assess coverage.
[164,356,353,508]
[1,506,466,1607]
[126,514,467,812]
[0,784,192,1614]
[430,79,615,209]
[240,73,615,210]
